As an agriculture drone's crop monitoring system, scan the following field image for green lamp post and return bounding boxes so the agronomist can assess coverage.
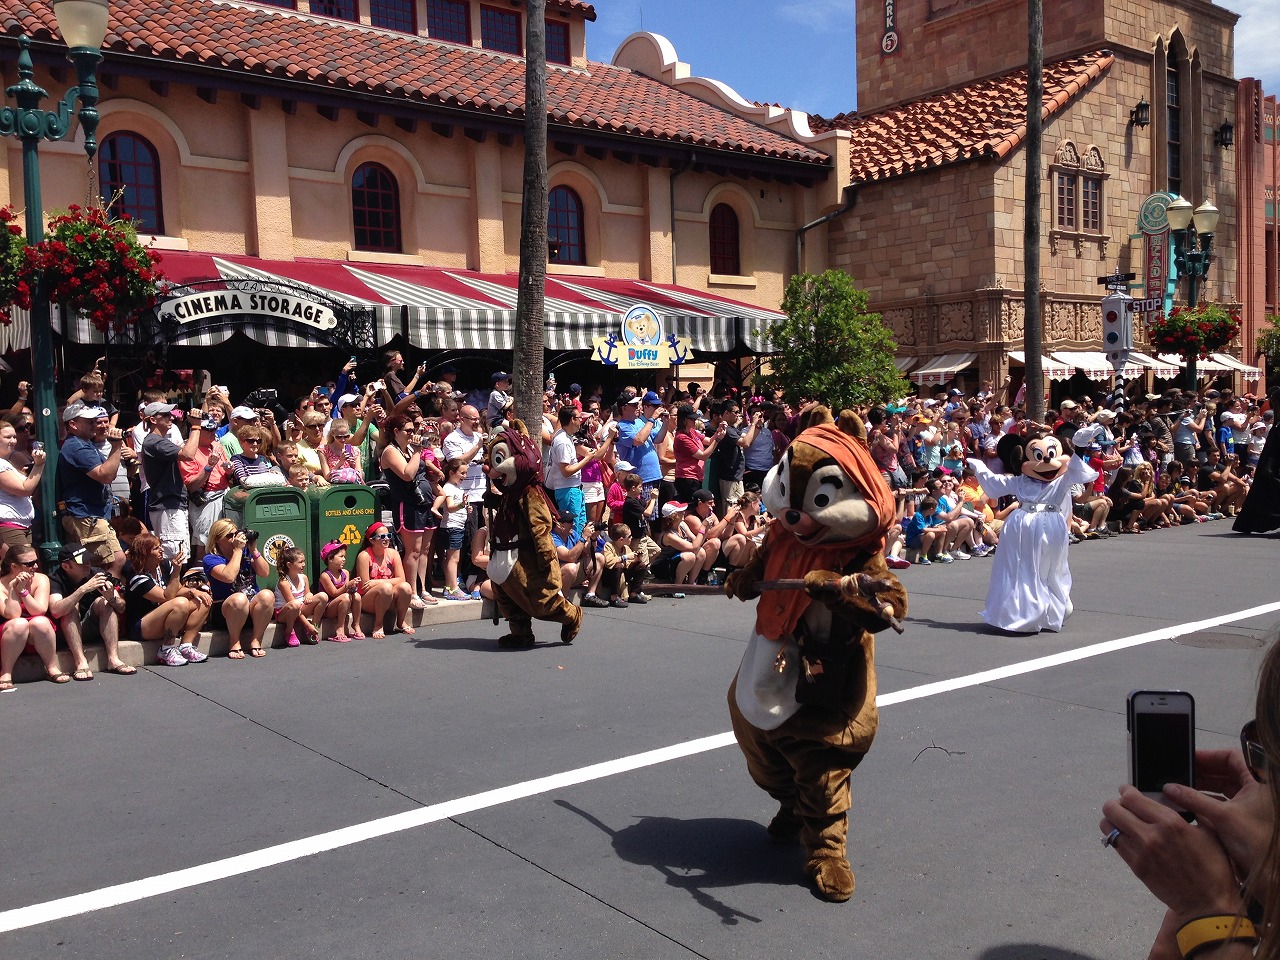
[1166,195,1221,393]
[0,0,110,563]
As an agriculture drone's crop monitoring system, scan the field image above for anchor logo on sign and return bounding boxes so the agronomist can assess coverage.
[595,331,620,365]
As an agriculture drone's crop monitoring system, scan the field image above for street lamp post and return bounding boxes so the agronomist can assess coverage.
[0,1,109,563]
[1165,195,1220,392]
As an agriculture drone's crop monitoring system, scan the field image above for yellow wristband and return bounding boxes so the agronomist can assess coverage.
[1176,916,1258,959]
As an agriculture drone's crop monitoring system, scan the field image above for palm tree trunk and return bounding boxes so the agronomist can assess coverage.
[514,1,548,426]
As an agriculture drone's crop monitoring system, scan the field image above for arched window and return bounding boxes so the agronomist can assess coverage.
[99,132,164,234]
[548,185,585,265]
[709,203,741,275]
[1166,55,1183,197]
[351,162,402,253]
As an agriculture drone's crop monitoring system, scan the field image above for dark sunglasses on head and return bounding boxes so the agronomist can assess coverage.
[1242,719,1268,784]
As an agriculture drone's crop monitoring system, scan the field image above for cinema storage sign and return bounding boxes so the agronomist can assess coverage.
[157,286,339,330]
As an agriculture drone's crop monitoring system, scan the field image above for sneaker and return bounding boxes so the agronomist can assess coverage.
[610,598,629,608]
[917,556,932,565]
[583,593,610,608]
[950,549,971,560]
[970,544,990,558]
[886,556,911,569]
[286,630,300,648]
[629,593,650,604]
[469,589,482,601]
[933,553,953,564]
[157,645,187,666]
[443,587,469,601]
[178,642,208,663]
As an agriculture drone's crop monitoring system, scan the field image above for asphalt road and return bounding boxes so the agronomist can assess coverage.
[2,520,1276,960]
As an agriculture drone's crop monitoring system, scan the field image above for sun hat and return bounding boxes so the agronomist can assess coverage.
[661,501,688,518]
[230,405,259,420]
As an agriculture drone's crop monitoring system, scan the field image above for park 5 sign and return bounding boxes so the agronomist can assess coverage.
[593,304,694,371]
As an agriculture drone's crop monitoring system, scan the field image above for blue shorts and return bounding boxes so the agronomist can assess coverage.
[445,526,465,551]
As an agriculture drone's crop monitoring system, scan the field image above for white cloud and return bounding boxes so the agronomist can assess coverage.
[1233,1,1280,90]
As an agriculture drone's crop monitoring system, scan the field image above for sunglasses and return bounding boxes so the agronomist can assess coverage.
[13,558,39,568]
[1242,720,1269,784]
[243,438,262,445]
[332,434,351,440]
[369,533,393,542]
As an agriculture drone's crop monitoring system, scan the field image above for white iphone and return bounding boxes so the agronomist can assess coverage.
[1127,690,1195,814]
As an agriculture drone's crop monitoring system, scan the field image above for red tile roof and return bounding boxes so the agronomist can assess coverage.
[810,51,1114,183]
[1,0,826,166]
[549,0,597,19]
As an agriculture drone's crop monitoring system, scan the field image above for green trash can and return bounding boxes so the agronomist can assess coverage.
[309,483,378,581]
[221,486,310,590]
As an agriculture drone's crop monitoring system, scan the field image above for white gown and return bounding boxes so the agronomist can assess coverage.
[966,454,1098,633]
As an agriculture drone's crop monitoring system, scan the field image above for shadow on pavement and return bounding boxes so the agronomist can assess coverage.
[978,946,1103,960]
[907,618,1009,636]
[556,799,803,925]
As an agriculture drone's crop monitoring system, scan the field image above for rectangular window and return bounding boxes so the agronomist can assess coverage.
[370,0,415,32]
[1056,173,1077,230]
[1081,177,1102,232]
[481,6,521,55]
[546,19,570,65]
[1167,65,1182,197]
[426,0,470,43]
[257,0,296,7]
[310,0,358,22]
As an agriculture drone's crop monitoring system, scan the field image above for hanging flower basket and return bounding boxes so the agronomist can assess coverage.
[0,205,32,325]
[1145,303,1240,361]
[21,204,164,334]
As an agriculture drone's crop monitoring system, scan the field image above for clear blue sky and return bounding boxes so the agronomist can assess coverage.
[585,0,1280,120]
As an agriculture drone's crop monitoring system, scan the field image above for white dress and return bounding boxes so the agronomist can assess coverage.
[966,454,1098,633]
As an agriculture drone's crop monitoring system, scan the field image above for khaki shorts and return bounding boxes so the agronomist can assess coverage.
[0,524,33,552]
[61,516,122,566]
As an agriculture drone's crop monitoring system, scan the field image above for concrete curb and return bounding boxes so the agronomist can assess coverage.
[11,596,487,683]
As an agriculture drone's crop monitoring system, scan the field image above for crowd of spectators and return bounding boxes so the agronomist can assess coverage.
[0,350,1268,688]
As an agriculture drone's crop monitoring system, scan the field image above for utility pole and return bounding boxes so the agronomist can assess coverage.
[1023,0,1045,423]
[513,0,548,426]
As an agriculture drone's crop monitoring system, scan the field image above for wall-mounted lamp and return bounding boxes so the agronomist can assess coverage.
[1129,98,1150,128]
[1214,120,1235,148]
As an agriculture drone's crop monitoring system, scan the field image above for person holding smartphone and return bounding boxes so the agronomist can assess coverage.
[1100,644,1280,960]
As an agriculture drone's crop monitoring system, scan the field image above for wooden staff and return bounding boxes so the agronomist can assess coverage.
[643,576,905,633]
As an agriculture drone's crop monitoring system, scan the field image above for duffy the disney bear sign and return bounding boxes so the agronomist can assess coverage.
[724,405,906,902]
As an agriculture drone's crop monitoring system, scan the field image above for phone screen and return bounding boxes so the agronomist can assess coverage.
[1133,710,1192,792]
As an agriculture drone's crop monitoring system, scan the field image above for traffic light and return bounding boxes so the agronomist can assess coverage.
[1101,293,1133,371]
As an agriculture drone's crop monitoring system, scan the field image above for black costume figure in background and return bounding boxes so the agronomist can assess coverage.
[1234,389,1280,534]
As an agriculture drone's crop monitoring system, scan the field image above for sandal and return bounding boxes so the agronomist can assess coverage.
[73,667,94,682]
[420,592,439,606]
[0,679,15,693]
[249,645,266,658]
[227,647,246,660]
[47,672,72,684]
[105,662,137,675]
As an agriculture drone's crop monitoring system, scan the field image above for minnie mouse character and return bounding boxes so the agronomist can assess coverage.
[966,426,1102,633]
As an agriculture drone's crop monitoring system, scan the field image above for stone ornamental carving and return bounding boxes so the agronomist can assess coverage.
[1048,301,1076,340]
[884,308,915,345]
[975,299,993,339]
[938,301,974,341]
[1079,305,1102,340]
[1001,299,1024,341]
[1082,146,1104,172]
[1054,142,1080,166]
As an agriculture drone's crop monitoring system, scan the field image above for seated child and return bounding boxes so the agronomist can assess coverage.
[601,523,651,607]
[901,496,948,564]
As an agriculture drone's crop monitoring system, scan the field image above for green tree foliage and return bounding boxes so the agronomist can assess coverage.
[758,270,909,409]
[1255,315,1280,373]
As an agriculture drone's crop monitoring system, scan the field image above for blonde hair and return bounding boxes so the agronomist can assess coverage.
[208,518,238,546]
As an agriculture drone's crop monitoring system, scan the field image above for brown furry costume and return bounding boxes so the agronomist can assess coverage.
[483,420,582,648]
[724,406,906,902]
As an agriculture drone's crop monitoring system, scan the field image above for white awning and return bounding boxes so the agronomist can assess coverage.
[910,352,976,385]
[1211,353,1263,380]
[1050,350,1143,380]
[1157,353,1233,373]
[1129,351,1183,379]
[894,356,916,373]
[1008,351,1073,381]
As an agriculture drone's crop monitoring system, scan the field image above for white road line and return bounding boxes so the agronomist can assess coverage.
[4,599,1278,934]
